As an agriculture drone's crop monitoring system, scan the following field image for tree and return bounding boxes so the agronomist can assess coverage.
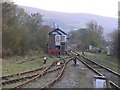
[25,13,43,50]
[2,2,52,55]
[2,2,27,55]
[86,21,104,47]
[22,12,52,53]
[110,30,118,56]
[69,21,105,51]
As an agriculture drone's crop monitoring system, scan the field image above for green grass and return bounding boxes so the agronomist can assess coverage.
[83,52,119,73]
[60,55,69,58]
[2,54,69,88]
[77,70,93,88]
[2,55,60,75]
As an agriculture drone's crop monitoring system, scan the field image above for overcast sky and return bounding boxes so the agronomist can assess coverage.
[13,0,119,18]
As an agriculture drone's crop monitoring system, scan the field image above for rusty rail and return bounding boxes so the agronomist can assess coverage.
[2,67,45,79]
[2,56,71,83]
[77,57,120,89]
[81,55,120,77]
[77,58,104,76]
[68,50,120,89]
[2,65,63,85]
[40,58,73,89]
[2,56,70,80]
[10,56,72,90]
[10,63,54,90]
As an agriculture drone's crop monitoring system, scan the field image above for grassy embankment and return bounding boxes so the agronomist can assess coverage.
[81,52,119,73]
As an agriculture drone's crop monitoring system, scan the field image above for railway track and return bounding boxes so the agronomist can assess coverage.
[2,66,46,83]
[3,50,119,89]
[2,55,63,79]
[67,50,120,89]
[2,56,71,88]
[40,58,72,89]
[72,51,120,89]
[8,56,73,89]
[81,56,120,89]
[2,56,66,79]
[2,65,63,86]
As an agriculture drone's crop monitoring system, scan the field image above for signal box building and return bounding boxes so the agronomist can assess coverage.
[48,28,67,55]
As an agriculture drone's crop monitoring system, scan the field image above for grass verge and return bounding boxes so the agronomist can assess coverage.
[2,55,60,75]
[82,52,119,73]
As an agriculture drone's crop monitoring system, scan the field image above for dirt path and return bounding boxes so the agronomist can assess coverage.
[52,59,97,88]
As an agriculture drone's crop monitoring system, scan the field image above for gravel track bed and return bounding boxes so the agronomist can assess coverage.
[2,65,62,88]
[3,65,61,82]
[2,70,43,82]
[86,56,119,73]
[96,68,119,86]
[82,58,120,85]
[81,56,120,87]
[21,66,62,88]
[52,59,97,88]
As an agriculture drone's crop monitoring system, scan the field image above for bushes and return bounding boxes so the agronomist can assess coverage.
[2,48,13,57]
[2,2,52,56]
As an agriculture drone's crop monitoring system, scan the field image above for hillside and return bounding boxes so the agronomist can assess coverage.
[19,6,118,34]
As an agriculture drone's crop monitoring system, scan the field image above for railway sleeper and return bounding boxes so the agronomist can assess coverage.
[78,55,120,89]
[3,57,67,80]
[41,59,72,89]
[3,67,61,86]
[10,57,73,89]
[68,51,120,89]
[81,55,120,77]
[2,67,44,80]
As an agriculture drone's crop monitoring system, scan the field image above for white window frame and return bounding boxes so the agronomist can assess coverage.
[61,35,66,42]
[55,35,60,42]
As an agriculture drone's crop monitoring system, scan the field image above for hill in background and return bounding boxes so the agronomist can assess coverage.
[20,6,118,35]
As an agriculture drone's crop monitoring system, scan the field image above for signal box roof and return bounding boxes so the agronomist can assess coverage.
[49,28,67,35]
